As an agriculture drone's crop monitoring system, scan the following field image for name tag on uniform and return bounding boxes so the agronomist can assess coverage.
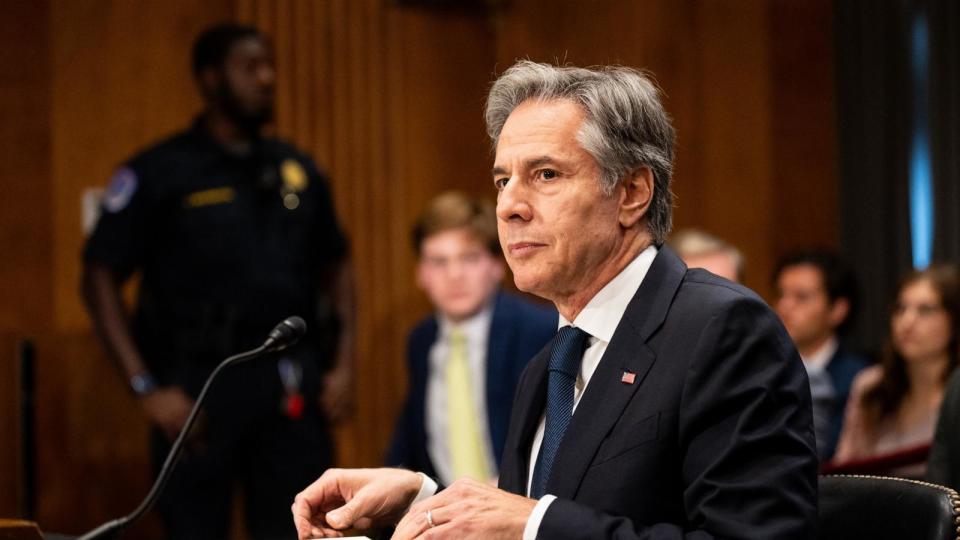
[183,187,236,208]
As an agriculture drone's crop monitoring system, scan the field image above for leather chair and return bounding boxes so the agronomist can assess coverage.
[819,475,960,540]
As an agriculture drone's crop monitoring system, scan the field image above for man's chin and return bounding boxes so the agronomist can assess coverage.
[511,274,547,298]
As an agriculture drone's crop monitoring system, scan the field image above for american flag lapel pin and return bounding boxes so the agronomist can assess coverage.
[621,371,636,384]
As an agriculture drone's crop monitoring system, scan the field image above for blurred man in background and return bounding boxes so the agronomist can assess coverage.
[387,191,556,486]
[774,249,868,460]
[669,228,744,283]
[81,23,354,539]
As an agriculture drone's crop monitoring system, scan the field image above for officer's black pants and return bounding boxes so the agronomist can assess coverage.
[150,357,332,540]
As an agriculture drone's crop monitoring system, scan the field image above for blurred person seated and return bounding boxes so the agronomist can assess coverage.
[927,362,960,491]
[831,264,960,478]
[774,250,868,460]
[386,191,556,486]
[668,228,743,282]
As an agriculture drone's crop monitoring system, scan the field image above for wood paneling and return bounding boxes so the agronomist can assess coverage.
[0,1,52,334]
[0,0,51,519]
[31,334,160,539]
[770,0,839,257]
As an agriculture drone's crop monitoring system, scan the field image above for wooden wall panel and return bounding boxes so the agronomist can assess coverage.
[0,2,53,334]
[0,0,52,520]
[31,334,161,539]
[770,0,840,256]
[692,1,775,295]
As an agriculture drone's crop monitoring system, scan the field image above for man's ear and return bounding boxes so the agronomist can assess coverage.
[414,258,428,292]
[619,166,654,228]
[829,297,851,329]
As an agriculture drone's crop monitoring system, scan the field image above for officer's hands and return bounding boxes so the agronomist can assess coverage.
[321,365,353,423]
[140,386,194,440]
[292,468,423,539]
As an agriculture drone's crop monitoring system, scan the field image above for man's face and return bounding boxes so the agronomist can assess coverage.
[212,37,276,127]
[493,99,623,303]
[416,228,505,322]
[775,264,843,349]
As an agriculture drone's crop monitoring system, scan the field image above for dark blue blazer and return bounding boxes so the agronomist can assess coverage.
[386,291,557,478]
[823,345,869,460]
[498,247,818,539]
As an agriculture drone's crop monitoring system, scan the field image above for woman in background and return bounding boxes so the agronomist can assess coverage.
[833,264,959,477]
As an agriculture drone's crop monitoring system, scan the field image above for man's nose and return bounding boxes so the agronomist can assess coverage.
[496,180,532,223]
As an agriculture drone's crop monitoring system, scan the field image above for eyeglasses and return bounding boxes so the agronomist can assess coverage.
[891,302,945,319]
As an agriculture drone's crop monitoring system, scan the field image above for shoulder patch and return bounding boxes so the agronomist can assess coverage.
[102,167,138,213]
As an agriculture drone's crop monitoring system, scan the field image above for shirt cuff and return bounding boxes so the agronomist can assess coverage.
[522,494,557,540]
[411,472,438,506]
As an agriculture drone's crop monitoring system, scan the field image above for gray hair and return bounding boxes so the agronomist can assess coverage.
[485,60,676,245]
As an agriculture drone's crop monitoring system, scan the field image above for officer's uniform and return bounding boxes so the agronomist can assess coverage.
[84,119,348,539]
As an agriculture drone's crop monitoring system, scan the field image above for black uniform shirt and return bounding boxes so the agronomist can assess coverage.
[84,120,348,378]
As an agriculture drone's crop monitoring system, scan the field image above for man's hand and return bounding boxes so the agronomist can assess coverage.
[140,386,194,440]
[321,365,353,423]
[393,477,536,539]
[292,468,423,539]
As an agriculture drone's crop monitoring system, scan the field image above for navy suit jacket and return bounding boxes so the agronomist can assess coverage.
[386,291,557,478]
[498,247,818,539]
[823,345,869,460]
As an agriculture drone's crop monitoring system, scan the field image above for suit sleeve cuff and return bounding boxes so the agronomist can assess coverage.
[522,494,557,540]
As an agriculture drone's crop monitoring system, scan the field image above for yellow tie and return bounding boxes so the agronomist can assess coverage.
[446,328,490,480]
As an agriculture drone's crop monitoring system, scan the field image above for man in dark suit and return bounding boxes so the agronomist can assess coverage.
[774,250,869,460]
[292,61,817,539]
[387,191,556,484]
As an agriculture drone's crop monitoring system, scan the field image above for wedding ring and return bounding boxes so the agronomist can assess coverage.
[425,508,436,528]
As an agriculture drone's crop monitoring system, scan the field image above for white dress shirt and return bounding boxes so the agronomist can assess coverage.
[425,303,498,486]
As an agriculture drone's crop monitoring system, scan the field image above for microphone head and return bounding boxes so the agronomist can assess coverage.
[265,316,307,350]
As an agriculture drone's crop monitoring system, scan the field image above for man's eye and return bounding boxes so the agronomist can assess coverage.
[494,177,509,190]
[538,169,557,180]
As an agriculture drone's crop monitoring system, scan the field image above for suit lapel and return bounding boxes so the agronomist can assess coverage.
[501,344,550,494]
[547,247,687,498]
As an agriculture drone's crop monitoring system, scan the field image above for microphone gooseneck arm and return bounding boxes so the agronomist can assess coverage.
[77,316,306,540]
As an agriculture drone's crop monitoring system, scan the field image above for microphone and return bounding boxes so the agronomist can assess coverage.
[76,316,307,540]
[263,315,307,351]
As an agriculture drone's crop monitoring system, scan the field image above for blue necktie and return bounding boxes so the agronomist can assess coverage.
[530,326,589,498]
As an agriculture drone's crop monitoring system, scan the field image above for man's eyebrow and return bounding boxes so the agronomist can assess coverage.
[491,156,560,177]
[525,156,560,169]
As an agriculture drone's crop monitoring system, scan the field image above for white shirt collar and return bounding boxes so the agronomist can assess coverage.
[803,336,838,373]
[558,245,659,343]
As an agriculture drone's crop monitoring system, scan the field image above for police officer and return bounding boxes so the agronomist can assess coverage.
[81,23,355,540]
